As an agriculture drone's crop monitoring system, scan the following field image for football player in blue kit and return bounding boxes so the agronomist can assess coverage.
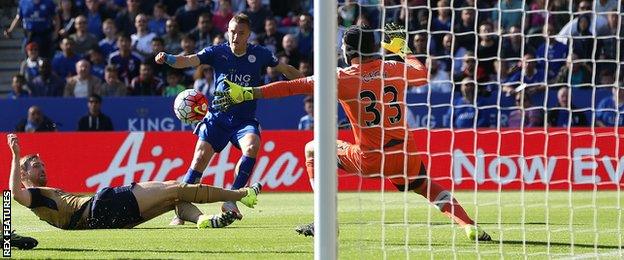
[155,13,303,225]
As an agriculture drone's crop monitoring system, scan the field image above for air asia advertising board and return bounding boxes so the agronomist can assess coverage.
[0,129,622,193]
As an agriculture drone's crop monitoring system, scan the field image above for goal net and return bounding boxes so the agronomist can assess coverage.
[338,0,624,258]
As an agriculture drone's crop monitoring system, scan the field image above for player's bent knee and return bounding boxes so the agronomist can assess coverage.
[242,142,259,156]
[304,141,315,159]
[392,162,428,192]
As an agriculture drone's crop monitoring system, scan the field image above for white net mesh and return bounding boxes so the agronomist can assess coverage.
[339,0,624,258]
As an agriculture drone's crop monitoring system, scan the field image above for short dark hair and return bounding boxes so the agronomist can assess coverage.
[304,95,313,103]
[105,65,118,73]
[342,25,377,61]
[89,94,102,103]
[13,74,26,83]
[117,34,131,42]
[152,37,164,44]
[230,13,251,28]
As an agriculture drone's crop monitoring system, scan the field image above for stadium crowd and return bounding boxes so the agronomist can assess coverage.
[3,0,624,129]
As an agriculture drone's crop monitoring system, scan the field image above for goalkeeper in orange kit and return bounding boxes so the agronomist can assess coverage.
[213,24,492,241]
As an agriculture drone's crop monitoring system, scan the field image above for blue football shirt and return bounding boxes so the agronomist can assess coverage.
[197,43,279,125]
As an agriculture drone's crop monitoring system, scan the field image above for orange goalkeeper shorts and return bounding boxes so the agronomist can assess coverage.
[336,140,425,187]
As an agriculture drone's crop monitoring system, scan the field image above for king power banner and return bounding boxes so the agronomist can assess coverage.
[0,129,622,193]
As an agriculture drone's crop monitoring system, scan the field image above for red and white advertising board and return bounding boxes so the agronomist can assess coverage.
[0,129,622,193]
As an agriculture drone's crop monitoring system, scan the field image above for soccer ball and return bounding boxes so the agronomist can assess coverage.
[173,89,209,124]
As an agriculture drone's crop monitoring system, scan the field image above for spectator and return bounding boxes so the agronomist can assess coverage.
[175,0,209,33]
[212,0,234,34]
[554,53,592,88]
[476,22,498,78]
[446,77,491,128]
[453,51,486,83]
[548,0,569,32]
[8,75,30,99]
[162,69,187,97]
[492,0,525,32]
[78,94,114,131]
[4,0,58,58]
[101,65,127,96]
[415,59,452,94]
[148,3,168,36]
[15,106,56,132]
[536,23,568,82]
[338,0,359,28]
[547,87,588,127]
[411,33,428,64]
[129,63,163,96]
[556,0,609,45]
[597,10,622,72]
[528,0,547,34]
[19,42,43,83]
[70,15,99,56]
[256,18,284,54]
[193,65,215,97]
[64,60,102,97]
[270,0,302,17]
[299,60,313,77]
[435,33,467,73]
[596,85,624,127]
[298,96,314,130]
[431,0,452,39]
[30,59,65,97]
[571,14,596,60]
[163,18,183,54]
[507,90,544,128]
[149,37,168,82]
[189,13,220,50]
[504,53,546,94]
[212,34,226,45]
[132,14,157,57]
[262,66,285,84]
[295,13,313,56]
[279,34,302,68]
[109,34,144,85]
[244,0,273,34]
[178,35,198,83]
[99,19,119,59]
[56,0,78,40]
[115,0,141,35]
[85,0,109,39]
[595,0,618,14]
[88,48,106,80]
[500,25,524,80]
[52,38,82,79]
[229,0,247,13]
[453,8,477,53]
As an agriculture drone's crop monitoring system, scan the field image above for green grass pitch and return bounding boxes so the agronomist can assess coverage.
[9,191,624,259]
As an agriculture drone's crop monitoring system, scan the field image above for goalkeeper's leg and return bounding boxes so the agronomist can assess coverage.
[390,160,491,241]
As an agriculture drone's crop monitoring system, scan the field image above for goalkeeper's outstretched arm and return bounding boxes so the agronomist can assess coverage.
[255,77,314,99]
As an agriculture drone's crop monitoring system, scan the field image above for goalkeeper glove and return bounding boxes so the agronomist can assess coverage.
[213,79,254,111]
[381,23,412,59]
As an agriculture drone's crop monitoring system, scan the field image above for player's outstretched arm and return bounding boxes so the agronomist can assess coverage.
[274,62,304,80]
[155,52,200,68]
[213,78,314,111]
[382,23,428,86]
[6,134,31,207]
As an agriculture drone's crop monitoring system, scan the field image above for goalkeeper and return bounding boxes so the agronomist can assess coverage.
[213,24,492,241]
[6,133,261,230]
[155,14,302,224]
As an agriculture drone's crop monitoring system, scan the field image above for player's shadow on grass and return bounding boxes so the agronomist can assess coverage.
[34,247,310,254]
[501,240,621,250]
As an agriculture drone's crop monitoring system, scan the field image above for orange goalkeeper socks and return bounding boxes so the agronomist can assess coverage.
[415,181,474,227]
